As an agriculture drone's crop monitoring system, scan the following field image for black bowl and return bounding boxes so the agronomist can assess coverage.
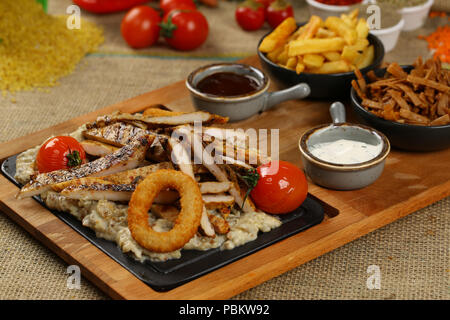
[257,24,385,99]
[350,66,450,152]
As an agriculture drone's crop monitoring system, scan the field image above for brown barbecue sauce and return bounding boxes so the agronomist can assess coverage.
[196,72,260,97]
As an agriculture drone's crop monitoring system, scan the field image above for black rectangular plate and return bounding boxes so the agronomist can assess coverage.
[1,154,324,292]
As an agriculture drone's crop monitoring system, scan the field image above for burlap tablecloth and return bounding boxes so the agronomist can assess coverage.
[0,0,448,300]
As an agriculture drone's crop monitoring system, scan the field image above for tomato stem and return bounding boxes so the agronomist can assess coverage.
[159,13,178,38]
[239,0,263,10]
[66,149,82,168]
[270,0,291,10]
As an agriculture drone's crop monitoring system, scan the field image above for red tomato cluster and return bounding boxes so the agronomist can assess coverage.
[235,0,294,31]
[121,0,209,51]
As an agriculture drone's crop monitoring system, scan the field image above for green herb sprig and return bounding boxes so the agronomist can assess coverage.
[236,168,260,209]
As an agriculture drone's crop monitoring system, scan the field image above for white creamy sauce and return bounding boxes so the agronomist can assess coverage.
[309,139,382,165]
[42,190,281,262]
[15,125,282,263]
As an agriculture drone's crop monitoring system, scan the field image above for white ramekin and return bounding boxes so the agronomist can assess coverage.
[369,18,404,53]
[397,0,434,31]
[306,0,369,20]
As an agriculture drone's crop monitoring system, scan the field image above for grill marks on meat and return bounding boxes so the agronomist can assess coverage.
[80,140,119,157]
[101,162,173,184]
[17,136,152,198]
[83,123,168,162]
[60,181,179,204]
[61,182,135,202]
[86,111,229,130]
[83,122,148,147]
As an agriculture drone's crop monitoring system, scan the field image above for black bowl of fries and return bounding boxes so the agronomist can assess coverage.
[350,61,450,152]
[257,16,385,99]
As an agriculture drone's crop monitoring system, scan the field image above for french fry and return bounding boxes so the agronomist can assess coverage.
[356,18,369,39]
[291,25,307,40]
[263,11,374,75]
[316,27,336,38]
[325,16,357,45]
[297,15,322,40]
[355,45,374,69]
[288,37,345,56]
[285,57,298,70]
[352,38,369,51]
[322,51,341,61]
[341,46,361,64]
[296,61,305,74]
[309,60,350,74]
[303,54,325,69]
[259,17,297,53]
[277,46,289,65]
[348,8,359,20]
[266,46,284,62]
[341,14,356,28]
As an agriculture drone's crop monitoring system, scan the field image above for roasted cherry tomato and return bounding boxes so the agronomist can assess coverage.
[235,0,265,31]
[36,136,86,173]
[160,9,209,51]
[266,0,294,29]
[121,6,162,49]
[160,0,196,15]
[246,160,308,214]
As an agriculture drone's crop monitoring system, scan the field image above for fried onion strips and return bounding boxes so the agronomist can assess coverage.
[127,169,203,253]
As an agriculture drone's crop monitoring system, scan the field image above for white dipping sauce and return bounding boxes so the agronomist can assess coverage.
[309,139,382,165]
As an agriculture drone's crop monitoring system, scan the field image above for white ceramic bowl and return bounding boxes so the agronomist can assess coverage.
[397,0,434,31]
[306,0,368,19]
[369,18,404,53]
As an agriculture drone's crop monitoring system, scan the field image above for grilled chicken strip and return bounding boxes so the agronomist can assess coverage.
[17,136,152,199]
[102,162,173,184]
[168,126,216,237]
[188,130,254,212]
[198,181,231,194]
[83,123,168,162]
[202,127,248,148]
[51,162,173,192]
[87,111,228,130]
[80,140,119,157]
[207,214,230,234]
[83,122,148,147]
[143,107,185,118]
[52,163,217,202]
[60,182,179,204]
[151,204,179,223]
[57,180,229,203]
[202,194,235,210]
[151,205,230,235]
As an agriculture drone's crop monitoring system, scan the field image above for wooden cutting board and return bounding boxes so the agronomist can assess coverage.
[0,56,449,300]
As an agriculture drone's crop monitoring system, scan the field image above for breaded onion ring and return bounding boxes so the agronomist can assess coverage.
[127,169,203,253]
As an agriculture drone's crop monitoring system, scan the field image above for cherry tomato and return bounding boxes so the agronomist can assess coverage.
[235,0,265,31]
[249,161,308,214]
[160,9,209,51]
[36,136,87,173]
[121,6,161,49]
[266,0,294,29]
[160,0,196,14]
